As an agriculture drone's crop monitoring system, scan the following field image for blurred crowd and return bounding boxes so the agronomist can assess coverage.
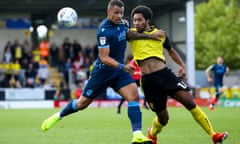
[0,37,98,89]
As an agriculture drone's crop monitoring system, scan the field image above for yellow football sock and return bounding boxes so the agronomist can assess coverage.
[190,106,215,137]
[151,117,164,137]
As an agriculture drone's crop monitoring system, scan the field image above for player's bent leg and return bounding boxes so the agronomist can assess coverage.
[174,91,228,143]
[41,96,92,132]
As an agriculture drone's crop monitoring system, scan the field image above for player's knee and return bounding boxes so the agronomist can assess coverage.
[125,93,139,102]
[159,116,169,126]
[76,101,89,110]
[185,101,196,110]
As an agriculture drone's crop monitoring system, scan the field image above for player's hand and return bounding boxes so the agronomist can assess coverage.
[123,64,135,74]
[150,29,165,40]
[157,29,165,37]
[122,19,129,27]
[178,66,186,79]
[207,77,213,83]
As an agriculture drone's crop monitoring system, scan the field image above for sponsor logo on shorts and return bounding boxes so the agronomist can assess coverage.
[86,89,93,96]
[177,82,187,89]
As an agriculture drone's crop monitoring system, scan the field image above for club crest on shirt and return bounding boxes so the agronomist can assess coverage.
[99,36,106,45]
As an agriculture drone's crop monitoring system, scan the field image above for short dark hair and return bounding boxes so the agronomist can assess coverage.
[108,0,124,10]
[131,5,153,21]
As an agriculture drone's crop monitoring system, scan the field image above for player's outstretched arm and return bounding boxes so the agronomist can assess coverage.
[127,29,165,40]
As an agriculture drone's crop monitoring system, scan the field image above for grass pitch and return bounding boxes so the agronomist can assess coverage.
[0,106,238,144]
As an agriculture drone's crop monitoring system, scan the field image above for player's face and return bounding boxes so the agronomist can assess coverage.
[108,5,124,25]
[217,57,223,65]
[133,13,148,32]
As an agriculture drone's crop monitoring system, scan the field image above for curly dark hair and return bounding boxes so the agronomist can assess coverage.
[131,5,153,21]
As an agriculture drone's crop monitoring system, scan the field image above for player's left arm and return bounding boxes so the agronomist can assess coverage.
[127,29,165,40]
[168,48,186,78]
[164,37,186,78]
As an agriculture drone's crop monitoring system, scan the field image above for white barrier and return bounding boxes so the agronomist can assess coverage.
[0,100,53,109]
[5,88,45,100]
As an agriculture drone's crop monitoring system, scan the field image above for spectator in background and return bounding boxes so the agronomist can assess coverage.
[0,62,9,87]
[10,59,22,88]
[21,57,30,70]
[82,57,92,69]
[37,57,50,87]
[29,57,39,70]
[3,45,13,63]
[49,42,59,67]
[39,39,49,60]
[72,39,82,60]
[2,60,12,87]
[4,41,12,54]
[57,46,65,74]
[6,40,14,59]
[83,44,92,57]
[63,58,72,86]
[25,62,37,88]
[68,45,75,62]
[20,45,30,67]
[206,56,230,110]
[72,58,83,85]
[12,39,25,64]
[62,37,72,60]
[75,51,85,68]
[0,73,8,88]
[22,39,31,54]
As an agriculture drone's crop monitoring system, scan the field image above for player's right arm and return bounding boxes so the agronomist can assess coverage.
[98,48,135,74]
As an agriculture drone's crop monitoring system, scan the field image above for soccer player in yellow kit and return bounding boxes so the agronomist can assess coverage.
[128,5,228,144]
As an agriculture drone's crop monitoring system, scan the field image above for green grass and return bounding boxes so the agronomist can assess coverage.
[0,107,239,144]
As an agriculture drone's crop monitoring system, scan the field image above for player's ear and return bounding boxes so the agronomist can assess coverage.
[122,19,129,27]
[146,19,150,25]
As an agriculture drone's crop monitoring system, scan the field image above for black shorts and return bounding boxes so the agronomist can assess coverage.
[141,67,189,112]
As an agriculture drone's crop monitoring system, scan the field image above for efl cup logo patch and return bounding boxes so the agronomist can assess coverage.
[99,36,106,45]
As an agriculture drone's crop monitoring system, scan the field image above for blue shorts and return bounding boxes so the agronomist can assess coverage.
[214,84,223,93]
[82,66,135,99]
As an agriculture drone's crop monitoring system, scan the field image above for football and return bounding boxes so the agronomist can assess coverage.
[57,7,78,27]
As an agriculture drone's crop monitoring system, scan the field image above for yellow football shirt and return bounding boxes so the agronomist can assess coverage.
[128,27,166,63]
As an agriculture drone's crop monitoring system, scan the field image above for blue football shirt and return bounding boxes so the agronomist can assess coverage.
[209,64,227,86]
[96,18,128,70]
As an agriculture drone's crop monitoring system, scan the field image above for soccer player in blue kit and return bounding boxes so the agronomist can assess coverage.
[206,56,229,110]
[41,0,161,143]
